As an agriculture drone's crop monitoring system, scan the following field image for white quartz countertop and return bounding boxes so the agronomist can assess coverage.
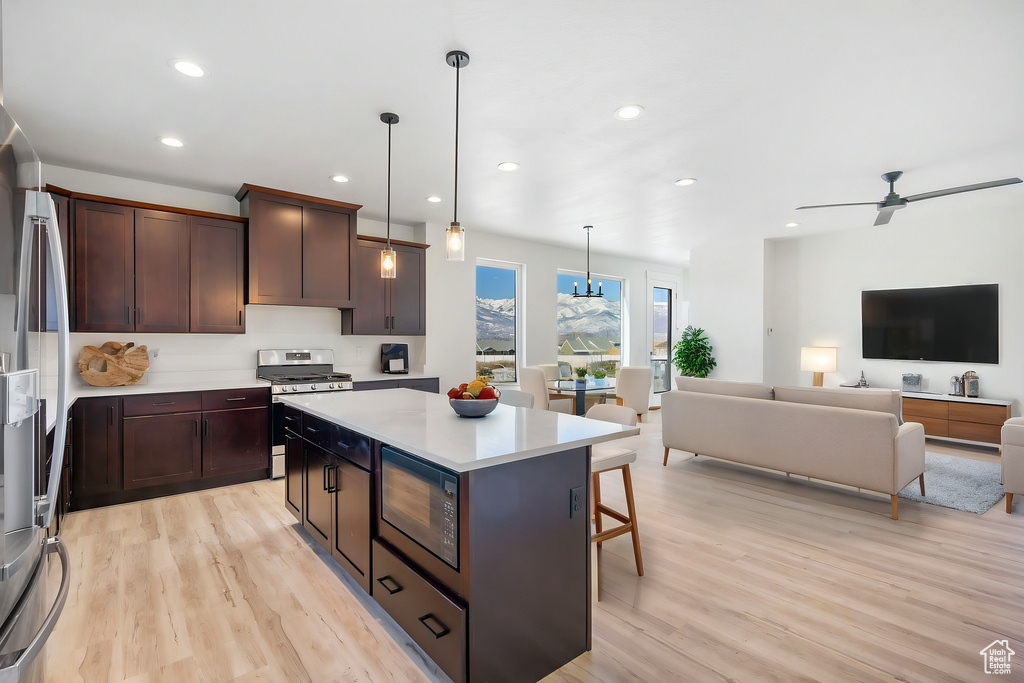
[72,378,269,398]
[903,391,1013,406]
[279,388,639,472]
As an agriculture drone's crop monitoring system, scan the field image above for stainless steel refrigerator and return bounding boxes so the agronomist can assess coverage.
[0,100,71,681]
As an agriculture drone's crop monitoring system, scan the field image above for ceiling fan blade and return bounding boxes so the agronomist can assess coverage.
[874,208,896,226]
[904,177,1023,203]
[796,202,876,210]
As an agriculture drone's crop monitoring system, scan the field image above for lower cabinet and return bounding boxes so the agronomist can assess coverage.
[123,411,202,489]
[301,438,372,593]
[372,540,467,683]
[285,431,304,522]
[203,406,269,477]
[71,397,122,501]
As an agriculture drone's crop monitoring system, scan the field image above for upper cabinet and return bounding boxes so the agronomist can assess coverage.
[71,194,247,334]
[342,237,427,336]
[237,184,360,308]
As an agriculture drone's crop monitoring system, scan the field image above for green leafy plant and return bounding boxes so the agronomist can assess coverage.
[574,366,588,378]
[594,369,607,379]
[673,326,717,378]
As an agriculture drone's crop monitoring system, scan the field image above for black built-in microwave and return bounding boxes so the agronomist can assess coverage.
[380,446,459,569]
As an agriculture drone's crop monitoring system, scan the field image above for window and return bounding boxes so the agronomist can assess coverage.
[556,272,624,377]
[476,261,522,383]
[651,286,672,393]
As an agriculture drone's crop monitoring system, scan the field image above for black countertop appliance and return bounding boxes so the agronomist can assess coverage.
[381,343,409,373]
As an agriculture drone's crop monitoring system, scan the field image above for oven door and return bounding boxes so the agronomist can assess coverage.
[380,446,458,569]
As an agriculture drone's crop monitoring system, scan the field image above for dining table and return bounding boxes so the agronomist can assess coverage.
[552,378,617,416]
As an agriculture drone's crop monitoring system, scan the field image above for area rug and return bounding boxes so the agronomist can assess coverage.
[898,452,1004,514]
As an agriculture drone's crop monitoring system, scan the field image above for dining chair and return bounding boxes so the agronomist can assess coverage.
[585,403,644,576]
[614,366,653,422]
[520,367,572,413]
[497,388,534,408]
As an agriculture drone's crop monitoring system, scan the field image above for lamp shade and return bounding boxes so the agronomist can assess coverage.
[800,346,838,373]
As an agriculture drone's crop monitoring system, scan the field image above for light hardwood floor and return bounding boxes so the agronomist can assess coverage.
[44,415,1024,682]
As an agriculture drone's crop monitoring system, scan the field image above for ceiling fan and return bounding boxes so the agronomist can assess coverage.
[797,171,1023,226]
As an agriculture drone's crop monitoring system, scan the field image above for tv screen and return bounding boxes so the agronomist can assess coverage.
[861,284,999,364]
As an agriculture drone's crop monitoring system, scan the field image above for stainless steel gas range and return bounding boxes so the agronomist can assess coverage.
[257,349,353,477]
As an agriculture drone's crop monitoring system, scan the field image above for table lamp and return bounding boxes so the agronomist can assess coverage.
[801,346,837,387]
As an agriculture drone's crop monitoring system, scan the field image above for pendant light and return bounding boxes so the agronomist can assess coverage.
[572,225,603,298]
[380,112,399,279]
[445,50,469,261]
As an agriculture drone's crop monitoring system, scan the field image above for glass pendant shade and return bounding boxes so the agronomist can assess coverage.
[380,247,397,278]
[446,222,465,261]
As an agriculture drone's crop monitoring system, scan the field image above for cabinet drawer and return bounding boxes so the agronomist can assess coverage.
[901,398,948,420]
[948,420,1002,444]
[372,540,466,683]
[948,402,1010,426]
[283,404,302,435]
[123,392,202,416]
[202,387,269,411]
[302,413,370,470]
[908,416,948,438]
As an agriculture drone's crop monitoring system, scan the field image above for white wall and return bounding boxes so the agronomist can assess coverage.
[420,223,688,392]
[764,202,1024,413]
[688,237,765,381]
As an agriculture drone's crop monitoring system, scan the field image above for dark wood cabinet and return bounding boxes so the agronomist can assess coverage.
[237,184,359,307]
[123,411,202,490]
[74,201,190,333]
[71,397,121,500]
[190,216,245,333]
[303,441,335,552]
[334,457,371,592]
[342,238,426,335]
[134,209,190,332]
[285,431,304,522]
[74,200,135,332]
[203,406,269,477]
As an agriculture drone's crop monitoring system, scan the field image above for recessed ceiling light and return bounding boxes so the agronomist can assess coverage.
[330,175,350,183]
[426,196,442,203]
[674,178,696,186]
[614,104,644,120]
[170,60,206,78]
[159,137,184,147]
[785,222,800,228]
[497,162,520,172]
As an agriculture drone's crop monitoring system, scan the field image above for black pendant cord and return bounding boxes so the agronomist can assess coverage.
[586,228,592,294]
[453,60,460,224]
[386,120,392,248]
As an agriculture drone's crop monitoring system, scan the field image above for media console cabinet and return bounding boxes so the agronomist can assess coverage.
[902,392,1011,445]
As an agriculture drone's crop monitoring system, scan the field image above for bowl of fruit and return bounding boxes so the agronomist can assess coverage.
[447,378,500,418]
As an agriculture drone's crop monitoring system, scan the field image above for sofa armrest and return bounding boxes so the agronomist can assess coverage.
[1003,418,1024,492]
[894,421,926,492]
[1003,417,1024,448]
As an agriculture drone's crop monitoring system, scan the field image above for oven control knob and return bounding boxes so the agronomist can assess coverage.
[310,384,317,391]
[291,386,298,392]
[329,383,335,389]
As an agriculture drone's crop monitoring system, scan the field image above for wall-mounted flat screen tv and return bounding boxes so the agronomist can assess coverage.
[861,284,998,363]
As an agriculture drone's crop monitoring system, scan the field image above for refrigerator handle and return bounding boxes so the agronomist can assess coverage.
[0,537,71,682]
[29,191,71,529]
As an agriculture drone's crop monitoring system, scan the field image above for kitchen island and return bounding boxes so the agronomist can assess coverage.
[279,388,638,683]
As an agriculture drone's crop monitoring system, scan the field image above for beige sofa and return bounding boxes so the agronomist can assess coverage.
[663,377,926,519]
[1002,417,1024,513]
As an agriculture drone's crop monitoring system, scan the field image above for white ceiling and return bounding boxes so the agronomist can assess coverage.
[3,1,1022,265]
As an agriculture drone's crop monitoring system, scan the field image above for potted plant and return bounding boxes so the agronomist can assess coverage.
[673,325,717,379]
[574,366,588,387]
[593,368,607,386]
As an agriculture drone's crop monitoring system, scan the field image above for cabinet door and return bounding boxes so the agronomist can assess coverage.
[134,208,190,332]
[74,200,134,332]
[333,458,371,593]
[248,195,303,303]
[203,407,269,477]
[390,244,426,335]
[191,216,245,333]
[123,412,202,490]
[285,432,303,522]
[71,397,122,498]
[302,204,355,306]
[345,239,391,335]
[303,442,335,552]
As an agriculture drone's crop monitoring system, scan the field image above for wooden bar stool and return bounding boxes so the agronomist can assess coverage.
[585,404,644,576]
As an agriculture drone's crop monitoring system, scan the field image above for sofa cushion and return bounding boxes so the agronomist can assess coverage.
[675,376,774,400]
[773,386,902,422]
